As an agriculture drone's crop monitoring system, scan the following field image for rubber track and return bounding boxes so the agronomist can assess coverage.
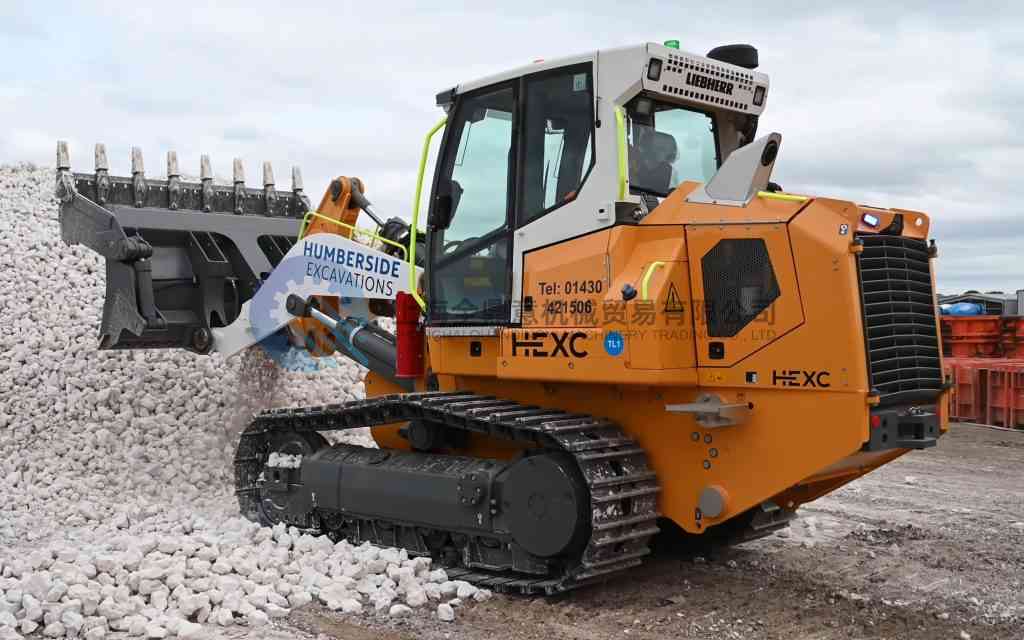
[234,391,661,595]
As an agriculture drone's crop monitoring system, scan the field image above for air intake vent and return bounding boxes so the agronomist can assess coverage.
[856,235,943,406]
[702,238,780,337]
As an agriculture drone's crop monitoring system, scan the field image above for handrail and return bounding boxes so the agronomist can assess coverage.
[757,191,809,203]
[614,106,628,200]
[297,211,408,259]
[408,116,448,310]
[641,261,665,301]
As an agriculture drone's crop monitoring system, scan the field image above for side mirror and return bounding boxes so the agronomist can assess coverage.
[428,180,462,230]
[429,194,453,230]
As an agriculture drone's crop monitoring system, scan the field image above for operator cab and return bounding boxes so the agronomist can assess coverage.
[424,42,769,325]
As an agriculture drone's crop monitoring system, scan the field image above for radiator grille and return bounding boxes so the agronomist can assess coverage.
[856,235,943,406]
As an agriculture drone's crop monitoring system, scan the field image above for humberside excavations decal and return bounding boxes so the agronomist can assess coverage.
[249,233,416,341]
[301,238,405,298]
[211,233,420,357]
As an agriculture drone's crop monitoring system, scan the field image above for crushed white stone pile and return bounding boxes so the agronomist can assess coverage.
[0,163,484,639]
[0,519,488,640]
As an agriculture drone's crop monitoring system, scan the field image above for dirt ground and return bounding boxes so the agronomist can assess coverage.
[285,423,1024,640]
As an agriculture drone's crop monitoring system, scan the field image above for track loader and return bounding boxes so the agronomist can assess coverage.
[56,42,949,594]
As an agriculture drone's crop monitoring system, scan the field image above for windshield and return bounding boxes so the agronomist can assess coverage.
[627,101,718,197]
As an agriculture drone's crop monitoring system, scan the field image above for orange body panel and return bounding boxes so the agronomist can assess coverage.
[394,192,948,535]
[646,181,806,225]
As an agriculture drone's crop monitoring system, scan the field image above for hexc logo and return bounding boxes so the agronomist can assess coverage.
[512,331,588,358]
[772,369,831,388]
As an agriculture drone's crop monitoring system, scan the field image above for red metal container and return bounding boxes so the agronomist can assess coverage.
[943,357,1024,428]
[944,358,987,422]
[941,316,1002,358]
[984,363,1024,428]
[999,317,1024,359]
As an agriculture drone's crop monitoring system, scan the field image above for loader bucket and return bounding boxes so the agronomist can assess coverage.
[55,142,310,353]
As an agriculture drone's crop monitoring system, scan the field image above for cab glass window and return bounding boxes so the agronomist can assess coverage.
[627,99,718,197]
[430,85,515,322]
[519,64,594,225]
[443,89,515,243]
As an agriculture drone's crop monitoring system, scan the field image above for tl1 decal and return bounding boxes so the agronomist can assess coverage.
[512,331,589,358]
[771,369,831,388]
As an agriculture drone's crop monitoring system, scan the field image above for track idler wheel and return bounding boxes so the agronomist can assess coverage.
[502,454,590,558]
[255,430,327,526]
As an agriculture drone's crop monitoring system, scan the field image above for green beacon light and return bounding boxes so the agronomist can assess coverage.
[664,39,680,49]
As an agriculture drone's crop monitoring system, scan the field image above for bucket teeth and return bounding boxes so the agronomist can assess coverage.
[291,166,310,215]
[167,150,180,178]
[233,158,245,214]
[56,145,305,218]
[167,151,181,210]
[55,141,75,203]
[131,147,147,208]
[95,143,111,205]
[200,154,214,212]
[263,161,278,215]
[131,146,145,175]
[94,143,109,171]
[56,141,71,170]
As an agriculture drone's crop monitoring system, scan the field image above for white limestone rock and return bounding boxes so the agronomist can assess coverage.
[427,568,448,584]
[245,609,269,627]
[177,620,205,639]
[406,588,427,608]
[388,604,412,618]
[84,626,106,640]
[437,602,455,622]
[287,589,312,609]
[213,608,233,627]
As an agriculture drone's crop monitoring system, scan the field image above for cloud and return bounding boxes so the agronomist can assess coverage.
[0,0,1020,293]
[0,5,46,40]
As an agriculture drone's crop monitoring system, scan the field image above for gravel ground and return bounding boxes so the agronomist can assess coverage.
[0,164,488,640]
[2,163,1022,640]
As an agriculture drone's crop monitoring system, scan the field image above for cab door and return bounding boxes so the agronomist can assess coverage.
[427,83,517,325]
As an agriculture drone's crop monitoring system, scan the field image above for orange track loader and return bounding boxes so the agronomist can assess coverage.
[56,41,948,594]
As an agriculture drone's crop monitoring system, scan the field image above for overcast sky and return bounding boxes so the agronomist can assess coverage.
[1,1,1021,295]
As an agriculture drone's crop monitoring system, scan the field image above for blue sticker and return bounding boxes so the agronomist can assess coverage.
[604,331,625,356]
